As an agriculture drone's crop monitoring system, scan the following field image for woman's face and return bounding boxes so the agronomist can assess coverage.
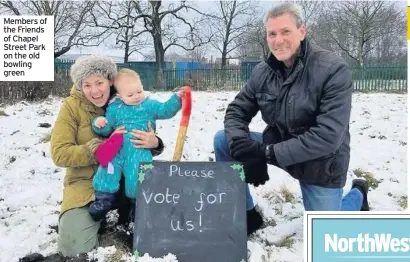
[81,75,112,107]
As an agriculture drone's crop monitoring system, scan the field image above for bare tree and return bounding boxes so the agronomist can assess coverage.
[165,51,187,62]
[143,49,156,61]
[370,21,406,64]
[292,0,321,28]
[209,0,260,68]
[0,1,109,58]
[90,1,152,63]
[164,45,208,63]
[315,1,404,66]
[236,19,270,61]
[186,44,208,63]
[366,3,406,64]
[130,0,212,89]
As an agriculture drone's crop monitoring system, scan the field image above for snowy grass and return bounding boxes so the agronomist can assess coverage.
[0,92,407,262]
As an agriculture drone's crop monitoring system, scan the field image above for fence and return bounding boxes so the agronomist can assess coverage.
[0,62,407,103]
[350,65,407,93]
[54,60,407,93]
[241,64,407,93]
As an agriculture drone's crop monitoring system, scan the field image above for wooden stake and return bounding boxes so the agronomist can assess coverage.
[173,86,192,161]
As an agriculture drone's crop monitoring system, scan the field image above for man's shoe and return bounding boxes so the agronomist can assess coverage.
[247,207,263,235]
[352,179,369,211]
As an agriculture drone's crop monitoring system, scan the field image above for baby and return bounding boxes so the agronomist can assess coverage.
[89,68,182,221]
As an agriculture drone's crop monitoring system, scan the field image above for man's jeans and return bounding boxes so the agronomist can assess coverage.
[213,130,363,211]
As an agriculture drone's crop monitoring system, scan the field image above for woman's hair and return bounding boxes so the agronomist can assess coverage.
[70,55,118,90]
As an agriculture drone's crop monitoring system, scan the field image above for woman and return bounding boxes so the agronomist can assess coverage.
[50,55,165,257]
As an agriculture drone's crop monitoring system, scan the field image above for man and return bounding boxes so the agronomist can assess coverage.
[213,2,369,235]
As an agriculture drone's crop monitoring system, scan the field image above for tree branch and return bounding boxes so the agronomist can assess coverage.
[0,1,21,15]
[159,2,185,21]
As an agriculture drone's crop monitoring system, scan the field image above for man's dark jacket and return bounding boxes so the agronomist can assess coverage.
[224,38,352,188]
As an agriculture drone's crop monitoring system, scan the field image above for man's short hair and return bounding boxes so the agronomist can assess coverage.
[263,2,304,28]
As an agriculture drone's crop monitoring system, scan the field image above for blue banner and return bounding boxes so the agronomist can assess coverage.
[305,212,410,262]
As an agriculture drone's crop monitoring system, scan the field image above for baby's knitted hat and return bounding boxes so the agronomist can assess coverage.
[69,55,117,90]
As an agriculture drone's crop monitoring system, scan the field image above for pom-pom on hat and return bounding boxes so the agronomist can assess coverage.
[69,55,117,90]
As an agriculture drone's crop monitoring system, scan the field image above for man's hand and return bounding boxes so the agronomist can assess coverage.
[243,159,269,187]
[95,117,108,128]
[229,137,265,162]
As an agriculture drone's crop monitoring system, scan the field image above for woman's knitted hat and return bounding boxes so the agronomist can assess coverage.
[69,55,117,90]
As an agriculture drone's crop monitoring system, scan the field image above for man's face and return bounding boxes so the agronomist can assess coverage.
[265,13,306,67]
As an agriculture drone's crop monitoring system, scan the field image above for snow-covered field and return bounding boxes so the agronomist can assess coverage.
[0,92,407,262]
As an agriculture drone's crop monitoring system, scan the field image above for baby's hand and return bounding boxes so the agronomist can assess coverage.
[95,117,108,128]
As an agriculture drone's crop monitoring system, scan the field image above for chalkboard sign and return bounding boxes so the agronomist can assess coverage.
[133,161,247,262]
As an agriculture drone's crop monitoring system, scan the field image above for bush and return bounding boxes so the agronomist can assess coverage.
[0,72,72,104]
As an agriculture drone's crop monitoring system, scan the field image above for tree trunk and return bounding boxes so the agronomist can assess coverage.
[359,39,364,67]
[124,29,130,63]
[221,53,227,69]
[154,34,165,90]
[221,47,228,85]
[124,3,132,64]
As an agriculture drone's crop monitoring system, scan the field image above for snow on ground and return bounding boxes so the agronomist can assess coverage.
[0,92,407,262]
